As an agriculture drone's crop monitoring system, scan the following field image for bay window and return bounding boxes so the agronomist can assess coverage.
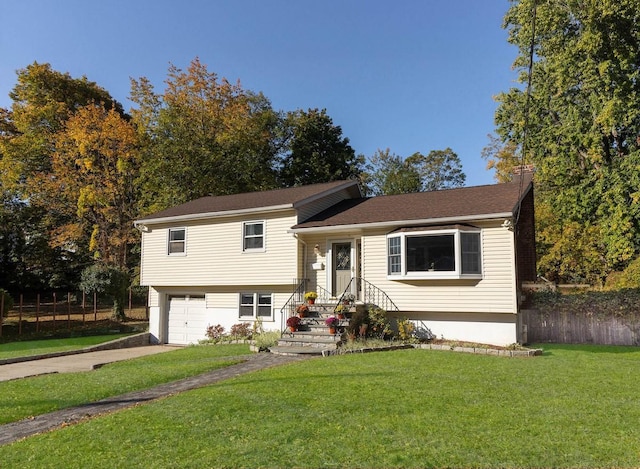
[387,227,482,279]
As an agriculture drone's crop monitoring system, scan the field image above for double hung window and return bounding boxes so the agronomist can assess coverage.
[243,221,265,251]
[239,292,273,319]
[168,228,186,255]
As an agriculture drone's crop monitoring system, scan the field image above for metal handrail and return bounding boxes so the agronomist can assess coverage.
[315,285,332,303]
[279,278,306,332]
[335,277,399,314]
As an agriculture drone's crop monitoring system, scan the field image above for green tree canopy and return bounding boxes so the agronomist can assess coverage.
[406,148,466,191]
[365,148,422,196]
[130,58,282,214]
[493,0,640,284]
[366,147,466,196]
[278,108,363,187]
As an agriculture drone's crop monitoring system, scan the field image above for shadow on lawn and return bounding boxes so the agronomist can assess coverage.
[531,342,640,355]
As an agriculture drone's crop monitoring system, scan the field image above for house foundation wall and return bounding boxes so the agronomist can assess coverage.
[390,311,518,346]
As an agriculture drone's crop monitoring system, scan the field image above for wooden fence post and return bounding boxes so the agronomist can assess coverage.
[0,293,4,338]
[82,291,86,325]
[52,291,57,332]
[67,292,71,331]
[93,291,97,322]
[36,293,40,333]
[19,294,23,336]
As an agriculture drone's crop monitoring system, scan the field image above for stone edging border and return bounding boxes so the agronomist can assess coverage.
[319,343,543,357]
[416,343,543,357]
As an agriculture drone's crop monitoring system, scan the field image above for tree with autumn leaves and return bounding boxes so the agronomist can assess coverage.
[488,0,640,286]
[0,59,365,297]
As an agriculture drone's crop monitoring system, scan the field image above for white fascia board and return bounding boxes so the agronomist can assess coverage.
[134,204,293,227]
[287,212,514,234]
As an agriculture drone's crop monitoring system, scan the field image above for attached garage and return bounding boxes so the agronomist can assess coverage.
[166,295,208,345]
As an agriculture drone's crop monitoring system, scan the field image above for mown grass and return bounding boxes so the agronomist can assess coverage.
[0,344,249,425]
[1,344,640,468]
[0,334,134,360]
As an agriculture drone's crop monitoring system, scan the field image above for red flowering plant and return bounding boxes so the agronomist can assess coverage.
[286,316,301,329]
[325,315,339,328]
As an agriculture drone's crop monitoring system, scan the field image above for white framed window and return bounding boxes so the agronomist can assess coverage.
[239,292,273,319]
[387,227,482,279]
[168,228,186,255]
[242,221,265,252]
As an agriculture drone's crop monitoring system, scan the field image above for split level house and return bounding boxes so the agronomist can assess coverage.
[134,176,536,346]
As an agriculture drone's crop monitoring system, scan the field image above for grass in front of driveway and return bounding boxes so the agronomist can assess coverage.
[0,334,134,360]
[0,344,249,424]
[1,344,640,468]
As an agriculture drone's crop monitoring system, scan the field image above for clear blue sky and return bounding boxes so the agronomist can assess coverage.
[1,0,518,187]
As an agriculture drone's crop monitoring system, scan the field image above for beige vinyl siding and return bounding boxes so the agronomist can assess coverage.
[296,188,355,223]
[297,234,333,293]
[361,222,517,314]
[148,287,160,308]
[140,211,299,286]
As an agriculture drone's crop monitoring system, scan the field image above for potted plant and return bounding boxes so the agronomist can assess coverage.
[325,315,339,334]
[342,293,355,305]
[335,304,345,319]
[296,304,309,317]
[304,291,318,304]
[286,315,301,332]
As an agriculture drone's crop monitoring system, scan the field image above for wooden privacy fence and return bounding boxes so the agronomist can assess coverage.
[0,289,149,338]
[521,309,640,346]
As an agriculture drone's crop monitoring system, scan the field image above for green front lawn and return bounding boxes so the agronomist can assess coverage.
[0,344,249,424]
[1,344,639,468]
[0,334,134,360]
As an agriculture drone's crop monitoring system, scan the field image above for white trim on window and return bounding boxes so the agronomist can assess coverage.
[242,220,266,252]
[386,228,482,280]
[168,227,187,256]
[238,292,273,320]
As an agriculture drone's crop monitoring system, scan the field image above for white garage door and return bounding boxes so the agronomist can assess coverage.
[167,295,207,345]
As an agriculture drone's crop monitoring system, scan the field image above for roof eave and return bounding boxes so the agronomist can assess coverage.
[291,180,361,209]
[134,204,294,227]
[288,212,515,234]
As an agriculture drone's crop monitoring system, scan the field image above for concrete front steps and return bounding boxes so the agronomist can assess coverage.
[269,301,365,356]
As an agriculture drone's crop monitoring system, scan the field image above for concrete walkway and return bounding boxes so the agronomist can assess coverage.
[0,352,309,446]
[0,345,178,381]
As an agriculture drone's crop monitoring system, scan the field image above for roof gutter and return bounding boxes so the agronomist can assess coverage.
[287,212,515,234]
[134,204,294,227]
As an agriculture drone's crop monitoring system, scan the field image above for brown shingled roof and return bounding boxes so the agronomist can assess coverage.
[292,177,533,230]
[136,180,359,223]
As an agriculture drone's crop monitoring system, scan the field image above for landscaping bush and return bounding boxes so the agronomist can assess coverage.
[367,304,392,339]
[346,308,369,338]
[229,323,252,340]
[253,330,281,350]
[204,324,225,342]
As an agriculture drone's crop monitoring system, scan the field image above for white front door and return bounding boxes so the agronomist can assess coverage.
[167,295,207,345]
[332,242,352,297]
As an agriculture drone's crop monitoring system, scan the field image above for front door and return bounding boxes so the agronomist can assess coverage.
[332,242,352,296]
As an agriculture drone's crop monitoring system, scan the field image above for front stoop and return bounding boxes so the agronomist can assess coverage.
[270,302,349,356]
